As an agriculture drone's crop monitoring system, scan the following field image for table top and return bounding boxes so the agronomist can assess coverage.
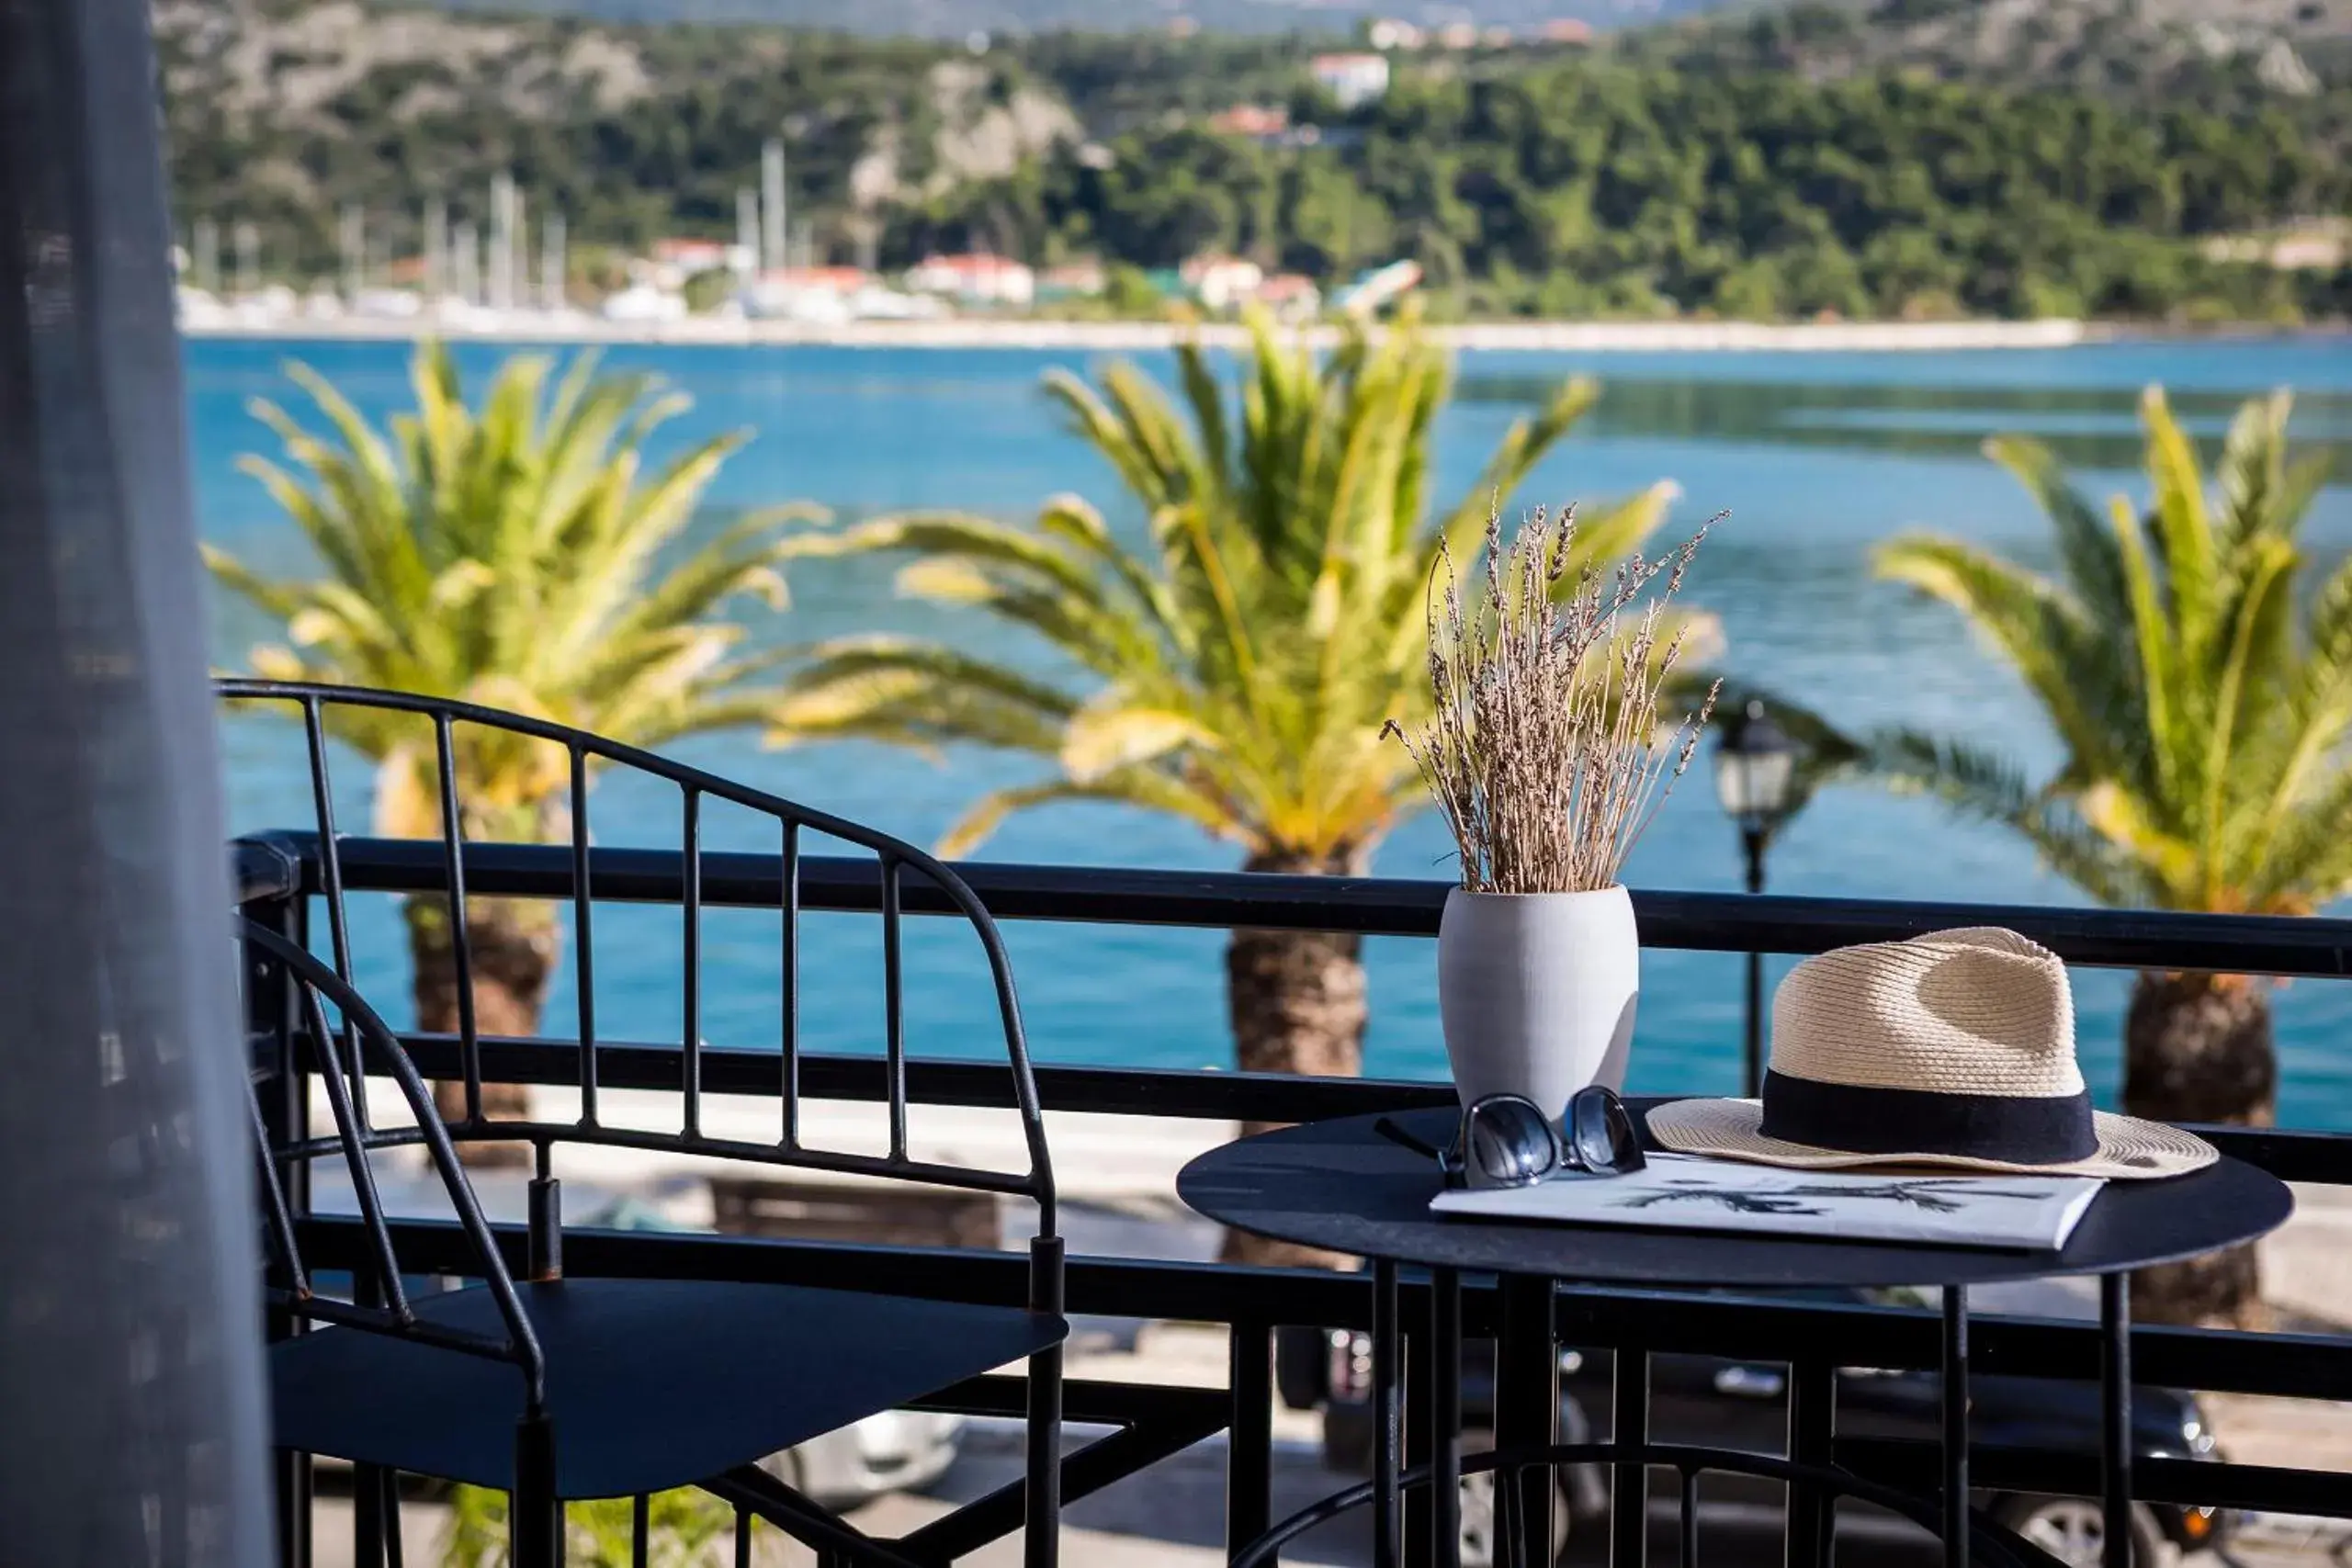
[1176,1103,2293,1289]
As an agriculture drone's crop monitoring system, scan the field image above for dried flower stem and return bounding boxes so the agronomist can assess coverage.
[1385,502,1724,894]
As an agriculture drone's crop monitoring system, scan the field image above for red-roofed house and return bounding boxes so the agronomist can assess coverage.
[904,253,1035,307]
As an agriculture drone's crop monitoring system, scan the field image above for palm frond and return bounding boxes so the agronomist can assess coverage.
[798,316,1674,863]
[1863,730,2155,907]
[938,769,1243,859]
[766,636,1080,758]
[213,343,802,831]
[1881,387,2346,916]
[1983,433,2132,639]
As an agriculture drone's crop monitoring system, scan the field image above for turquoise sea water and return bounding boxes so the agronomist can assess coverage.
[189,334,2352,1127]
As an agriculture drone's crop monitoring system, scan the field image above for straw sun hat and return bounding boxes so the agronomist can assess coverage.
[1647,928,2215,1180]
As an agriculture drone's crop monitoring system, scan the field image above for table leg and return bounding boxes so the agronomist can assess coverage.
[1498,1274,1558,1568]
[1433,1268,1464,1568]
[2100,1274,2132,1568]
[1408,1288,1434,1567]
[1612,1348,1649,1568]
[1942,1286,1968,1568]
[1374,1258,1401,1568]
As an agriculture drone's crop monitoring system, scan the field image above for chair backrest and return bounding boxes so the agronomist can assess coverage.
[241,918,548,1404]
[226,679,1058,1367]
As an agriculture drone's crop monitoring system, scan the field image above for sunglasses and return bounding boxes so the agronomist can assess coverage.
[1377,1087,1646,1191]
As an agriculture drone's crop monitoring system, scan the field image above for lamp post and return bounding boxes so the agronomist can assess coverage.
[1713,700,1798,1097]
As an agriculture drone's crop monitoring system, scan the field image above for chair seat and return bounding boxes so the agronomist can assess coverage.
[271,1277,1066,1500]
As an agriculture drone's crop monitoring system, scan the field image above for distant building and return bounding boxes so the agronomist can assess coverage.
[1540,17,1594,45]
[747,266,871,321]
[602,283,687,323]
[351,288,422,320]
[1434,22,1478,51]
[1310,52,1391,110]
[1255,273,1322,321]
[1208,105,1291,141]
[2200,220,2348,272]
[1182,254,1264,312]
[647,238,751,294]
[651,238,737,276]
[904,253,1035,307]
[2270,233,2346,269]
[1366,17,1424,51]
[758,265,869,297]
[1334,258,1422,318]
[1038,260,1107,299]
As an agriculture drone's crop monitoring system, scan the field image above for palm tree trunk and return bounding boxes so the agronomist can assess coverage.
[1221,848,1372,1268]
[407,894,559,1168]
[2123,970,2276,1327]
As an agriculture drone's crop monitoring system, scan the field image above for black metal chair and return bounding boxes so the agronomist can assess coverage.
[226,680,1065,1568]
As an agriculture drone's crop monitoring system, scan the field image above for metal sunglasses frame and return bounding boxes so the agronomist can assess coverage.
[1375,1087,1646,1190]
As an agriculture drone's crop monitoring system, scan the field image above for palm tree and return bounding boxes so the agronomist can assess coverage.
[773,310,1684,1263]
[209,342,810,1155]
[1871,386,2345,1325]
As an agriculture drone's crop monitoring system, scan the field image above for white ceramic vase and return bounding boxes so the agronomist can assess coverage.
[1436,885,1639,1111]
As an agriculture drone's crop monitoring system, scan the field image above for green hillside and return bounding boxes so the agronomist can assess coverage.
[158,0,2352,321]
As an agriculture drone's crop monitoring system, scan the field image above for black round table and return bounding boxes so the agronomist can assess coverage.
[1179,1102,2292,1568]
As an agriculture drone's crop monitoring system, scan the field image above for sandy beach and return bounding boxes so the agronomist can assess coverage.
[176,312,2096,353]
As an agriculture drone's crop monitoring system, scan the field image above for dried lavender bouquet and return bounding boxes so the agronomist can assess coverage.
[1386,502,1723,895]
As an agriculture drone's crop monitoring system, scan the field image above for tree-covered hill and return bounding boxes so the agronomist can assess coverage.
[158,0,2352,321]
[1623,0,2351,106]
[423,0,1735,36]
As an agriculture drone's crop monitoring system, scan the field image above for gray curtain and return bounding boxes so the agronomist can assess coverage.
[0,0,272,1562]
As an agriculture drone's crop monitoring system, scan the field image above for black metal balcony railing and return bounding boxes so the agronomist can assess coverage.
[235,829,2352,1563]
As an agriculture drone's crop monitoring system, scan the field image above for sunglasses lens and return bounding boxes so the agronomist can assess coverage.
[1463,1096,1559,1188]
[1566,1087,1645,1174]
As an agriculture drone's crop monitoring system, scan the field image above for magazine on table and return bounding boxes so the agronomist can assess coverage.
[1430,1154,2106,1252]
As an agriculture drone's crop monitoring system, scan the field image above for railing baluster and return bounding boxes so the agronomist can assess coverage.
[631,1495,649,1568]
[1784,1358,1835,1568]
[782,819,800,1149]
[683,786,702,1140]
[2101,1273,2133,1568]
[1943,1286,1969,1568]
[734,1506,752,1568]
[433,715,480,1124]
[1611,1348,1650,1568]
[1431,1268,1462,1568]
[301,697,368,1133]
[571,743,596,1127]
[882,854,906,1162]
[299,982,409,1321]
[1227,1321,1273,1555]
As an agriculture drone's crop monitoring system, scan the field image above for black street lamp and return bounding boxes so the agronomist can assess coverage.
[1713,699,1798,1097]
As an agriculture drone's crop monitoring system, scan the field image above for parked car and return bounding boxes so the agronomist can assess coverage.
[1278,1286,2226,1568]
[765,1407,964,1510]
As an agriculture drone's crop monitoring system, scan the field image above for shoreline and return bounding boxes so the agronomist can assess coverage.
[180,313,2117,354]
